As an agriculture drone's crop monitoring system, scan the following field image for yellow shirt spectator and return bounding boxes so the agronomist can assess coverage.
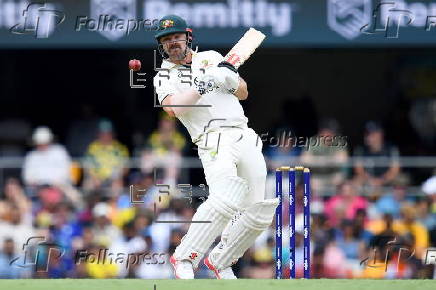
[148,129,186,154]
[86,140,129,181]
[367,204,429,258]
[86,260,118,278]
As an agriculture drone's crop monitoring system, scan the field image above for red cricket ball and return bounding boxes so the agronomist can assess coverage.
[129,59,141,71]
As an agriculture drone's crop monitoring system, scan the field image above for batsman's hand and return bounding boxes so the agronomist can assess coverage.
[193,73,218,96]
[205,61,240,94]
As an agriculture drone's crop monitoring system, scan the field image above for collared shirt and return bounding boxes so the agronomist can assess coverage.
[153,50,248,142]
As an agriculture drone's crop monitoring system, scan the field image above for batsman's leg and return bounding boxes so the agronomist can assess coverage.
[207,128,277,274]
[172,176,248,266]
[172,136,249,277]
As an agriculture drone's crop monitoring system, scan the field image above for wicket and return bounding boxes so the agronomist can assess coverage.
[275,166,311,279]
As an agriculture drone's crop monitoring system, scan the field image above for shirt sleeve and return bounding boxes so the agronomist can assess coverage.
[153,74,177,104]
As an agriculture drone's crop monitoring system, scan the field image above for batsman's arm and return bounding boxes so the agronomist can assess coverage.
[155,75,202,116]
[234,77,248,101]
[161,88,202,116]
[162,104,176,117]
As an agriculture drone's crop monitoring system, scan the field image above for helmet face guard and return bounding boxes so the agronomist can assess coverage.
[157,28,193,60]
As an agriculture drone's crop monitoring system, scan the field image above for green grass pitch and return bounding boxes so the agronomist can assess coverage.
[0,279,435,290]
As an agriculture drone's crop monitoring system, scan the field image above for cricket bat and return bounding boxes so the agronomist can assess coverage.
[223,28,266,69]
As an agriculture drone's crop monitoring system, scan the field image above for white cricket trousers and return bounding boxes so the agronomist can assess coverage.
[197,126,267,208]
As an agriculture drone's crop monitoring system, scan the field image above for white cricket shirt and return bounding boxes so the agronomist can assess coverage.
[153,50,248,143]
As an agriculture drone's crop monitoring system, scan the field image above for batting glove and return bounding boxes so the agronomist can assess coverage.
[217,61,240,94]
[204,62,240,94]
[193,73,218,96]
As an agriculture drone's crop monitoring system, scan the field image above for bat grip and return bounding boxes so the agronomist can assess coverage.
[224,53,245,69]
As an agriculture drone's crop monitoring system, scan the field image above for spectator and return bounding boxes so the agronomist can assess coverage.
[360,224,397,279]
[264,127,301,172]
[0,205,34,253]
[375,182,412,219]
[368,206,429,259]
[395,205,429,259]
[422,175,436,218]
[0,181,33,253]
[109,221,147,277]
[301,119,348,194]
[128,172,159,210]
[91,202,122,248]
[135,228,174,279]
[335,219,363,260]
[324,181,368,227]
[2,178,30,218]
[322,239,348,278]
[84,119,129,192]
[352,209,373,246]
[2,121,436,279]
[84,244,118,279]
[22,126,72,187]
[148,198,192,253]
[140,113,185,187]
[0,238,30,278]
[34,186,63,222]
[354,121,401,189]
[311,214,335,247]
[49,203,82,253]
[421,175,436,232]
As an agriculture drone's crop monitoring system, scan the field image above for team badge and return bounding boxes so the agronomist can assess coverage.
[161,20,175,28]
[201,59,212,69]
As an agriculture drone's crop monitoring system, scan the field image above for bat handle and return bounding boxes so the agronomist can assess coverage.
[225,53,244,69]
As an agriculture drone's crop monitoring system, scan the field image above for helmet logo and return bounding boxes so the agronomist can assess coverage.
[161,20,175,28]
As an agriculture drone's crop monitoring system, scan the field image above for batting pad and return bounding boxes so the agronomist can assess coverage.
[209,198,279,270]
[173,176,249,269]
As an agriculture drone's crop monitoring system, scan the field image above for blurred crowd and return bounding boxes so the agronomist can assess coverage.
[0,115,435,279]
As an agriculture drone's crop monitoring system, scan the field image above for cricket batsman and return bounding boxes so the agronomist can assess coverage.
[153,15,278,279]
